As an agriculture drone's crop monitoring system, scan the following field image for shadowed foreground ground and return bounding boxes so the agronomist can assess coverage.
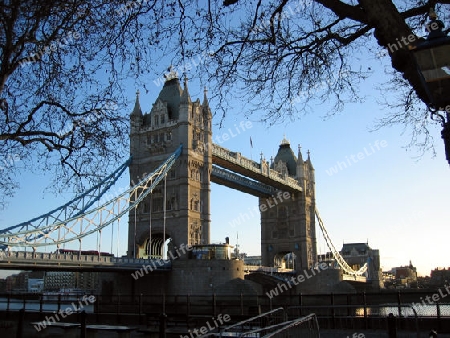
[3,323,450,337]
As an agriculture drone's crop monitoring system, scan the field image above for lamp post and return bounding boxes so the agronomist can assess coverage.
[410,10,450,165]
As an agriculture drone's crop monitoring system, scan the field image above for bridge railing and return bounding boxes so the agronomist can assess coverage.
[2,251,114,262]
[0,251,173,269]
[243,265,295,274]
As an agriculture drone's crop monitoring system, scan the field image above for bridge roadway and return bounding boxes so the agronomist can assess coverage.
[211,144,303,195]
[0,252,367,283]
[243,265,367,283]
[0,251,171,272]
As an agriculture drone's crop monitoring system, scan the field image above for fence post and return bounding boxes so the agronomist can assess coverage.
[116,293,121,323]
[57,294,61,312]
[396,291,402,330]
[16,308,24,338]
[162,293,166,314]
[363,292,368,330]
[299,293,303,317]
[39,295,44,320]
[347,294,351,317]
[436,302,441,332]
[330,292,335,329]
[80,310,86,338]
[387,313,397,338]
[95,294,100,323]
[396,291,402,318]
[159,313,167,338]
[187,294,190,318]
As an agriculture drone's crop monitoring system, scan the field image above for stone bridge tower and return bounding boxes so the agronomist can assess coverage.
[261,138,317,269]
[128,73,212,258]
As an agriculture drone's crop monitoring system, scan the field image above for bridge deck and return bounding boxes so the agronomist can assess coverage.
[0,251,171,272]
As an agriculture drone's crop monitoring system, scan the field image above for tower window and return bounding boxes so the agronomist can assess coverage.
[160,115,165,124]
[143,202,150,213]
[167,132,172,141]
[152,198,163,212]
[169,168,176,179]
[154,115,159,126]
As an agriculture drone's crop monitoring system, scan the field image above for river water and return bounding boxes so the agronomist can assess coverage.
[356,304,450,317]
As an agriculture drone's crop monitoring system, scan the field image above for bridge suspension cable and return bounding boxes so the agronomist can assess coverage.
[0,145,183,248]
[315,208,367,277]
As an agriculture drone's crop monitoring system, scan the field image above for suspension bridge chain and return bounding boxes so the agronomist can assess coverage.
[315,208,367,277]
[1,157,131,238]
[0,145,183,248]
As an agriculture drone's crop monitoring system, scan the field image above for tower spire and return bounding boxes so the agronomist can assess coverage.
[307,150,314,169]
[181,76,191,103]
[202,87,209,108]
[297,144,303,162]
[130,90,142,117]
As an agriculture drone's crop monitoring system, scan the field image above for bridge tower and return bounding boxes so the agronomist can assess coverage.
[128,72,212,258]
[261,138,317,269]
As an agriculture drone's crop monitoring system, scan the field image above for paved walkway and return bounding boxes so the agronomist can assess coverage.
[8,322,450,337]
[320,329,450,337]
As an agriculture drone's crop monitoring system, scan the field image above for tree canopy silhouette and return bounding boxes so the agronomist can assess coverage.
[0,0,448,206]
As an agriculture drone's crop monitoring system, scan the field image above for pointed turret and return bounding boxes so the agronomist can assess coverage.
[202,87,209,109]
[129,90,143,159]
[181,77,192,104]
[307,150,315,182]
[297,144,304,163]
[296,144,304,179]
[202,87,212,130]
[130,90,143,117]
[306,150,314,170]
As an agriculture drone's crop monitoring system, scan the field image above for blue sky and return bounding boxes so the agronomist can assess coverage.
[1,25,449,278]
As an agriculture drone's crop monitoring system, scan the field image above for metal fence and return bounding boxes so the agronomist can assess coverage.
[1,290,450,332]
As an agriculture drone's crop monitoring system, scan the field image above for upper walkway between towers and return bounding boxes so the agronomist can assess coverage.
[211,143,303,194]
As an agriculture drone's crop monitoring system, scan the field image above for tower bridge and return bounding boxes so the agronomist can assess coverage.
[128,75,317,270]
[0,73,380,294]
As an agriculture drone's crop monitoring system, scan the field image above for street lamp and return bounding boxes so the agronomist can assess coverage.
[409,9,450,165]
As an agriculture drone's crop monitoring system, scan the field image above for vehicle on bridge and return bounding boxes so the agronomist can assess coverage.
[55,249,114,257]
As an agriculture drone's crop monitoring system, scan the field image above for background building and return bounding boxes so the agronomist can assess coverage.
[340,242,382,287]
[44,271,99,292]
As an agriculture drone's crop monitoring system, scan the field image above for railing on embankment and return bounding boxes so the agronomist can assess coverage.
[0,290,450,332]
